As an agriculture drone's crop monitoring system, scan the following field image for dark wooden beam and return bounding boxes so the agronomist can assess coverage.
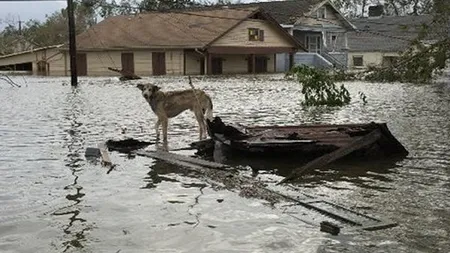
[251,54,256,74]
[207,46,297,54]
[289,53,294,70]
[183,49,186,75]
[273,53,276,72]
[206,53,212,75]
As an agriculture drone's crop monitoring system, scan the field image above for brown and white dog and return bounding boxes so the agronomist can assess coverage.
[137,83,213,143]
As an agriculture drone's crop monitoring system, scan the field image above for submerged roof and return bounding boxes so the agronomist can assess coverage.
[348,15,433,52]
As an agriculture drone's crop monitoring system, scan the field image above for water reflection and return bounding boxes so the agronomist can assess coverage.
[52,86,90,252]
[141,159,198,189]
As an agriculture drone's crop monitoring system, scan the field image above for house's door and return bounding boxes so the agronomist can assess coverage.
[76,53,87,76]
[121,52,135,74]
[211,57,222,75]
[37,60,48,76]
[152,52,166,75]
[306,35,322,53]
[255,56,268,73]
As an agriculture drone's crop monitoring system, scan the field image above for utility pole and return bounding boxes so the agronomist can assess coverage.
[67,0,78,87]
[18,20,22,35]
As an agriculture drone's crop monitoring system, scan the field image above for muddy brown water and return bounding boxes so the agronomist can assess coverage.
[0,75,449,253]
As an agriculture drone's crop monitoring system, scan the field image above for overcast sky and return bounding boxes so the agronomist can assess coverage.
[0,0,270,31]
[0,1,67,30]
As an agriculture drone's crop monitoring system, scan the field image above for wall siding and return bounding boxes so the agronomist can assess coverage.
[165,50,184,75]
[84,51,121,76]
[48,51,68,76]
[212,19,294,48]
[185,51,203,75]
[347,52,400,69]
[134,51,152,76]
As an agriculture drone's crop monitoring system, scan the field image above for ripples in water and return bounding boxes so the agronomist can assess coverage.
[0,75,449,252]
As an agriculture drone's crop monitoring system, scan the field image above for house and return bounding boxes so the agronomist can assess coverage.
[226,0,357,70]
[347,6,433,69]
[0,44,65,75]
[0,7,303,76]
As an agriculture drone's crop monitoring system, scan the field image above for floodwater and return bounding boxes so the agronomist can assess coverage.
[0,74,449,253]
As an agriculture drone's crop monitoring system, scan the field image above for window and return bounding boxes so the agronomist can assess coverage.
[306,35,321,53]
[353,56,364,67]
[330,35,337,50]
[248,28,264,41]
[317,7,326,19]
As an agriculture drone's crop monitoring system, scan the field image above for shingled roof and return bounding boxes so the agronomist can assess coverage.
[75,7,275,50]
[348,15,433,52]
[229,0,322,25]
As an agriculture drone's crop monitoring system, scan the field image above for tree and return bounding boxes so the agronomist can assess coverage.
[358,1,450,84]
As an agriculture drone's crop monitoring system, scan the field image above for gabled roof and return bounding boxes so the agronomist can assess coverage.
[348,15,433,52]
[227,0,321,25]
[73,7,302,51]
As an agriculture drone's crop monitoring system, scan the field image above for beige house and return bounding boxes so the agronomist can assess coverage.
[0,7,304,76]
[0,44,66,75]
[347,8,432,69]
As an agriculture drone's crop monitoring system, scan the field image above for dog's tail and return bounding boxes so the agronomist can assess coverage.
[204,95,214,121]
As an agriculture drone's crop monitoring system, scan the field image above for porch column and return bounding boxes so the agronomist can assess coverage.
[206,53,212,75]
[251,54,256,73]
[289,52,294,70]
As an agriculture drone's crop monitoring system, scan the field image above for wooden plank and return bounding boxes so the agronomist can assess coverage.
[97,142,112,167]
[135,150,231,170]
[279,129,382,184]
[267,184,397,231]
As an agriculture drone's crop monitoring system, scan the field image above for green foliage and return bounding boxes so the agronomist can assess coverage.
[0,2,96,55]
[287,65,352,107]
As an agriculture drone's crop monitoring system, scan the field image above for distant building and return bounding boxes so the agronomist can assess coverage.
[347,5,433,69]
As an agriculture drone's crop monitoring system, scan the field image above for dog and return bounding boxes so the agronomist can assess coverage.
[137,83,214,143]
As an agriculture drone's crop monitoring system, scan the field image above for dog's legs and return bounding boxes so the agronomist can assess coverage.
[161,119,169,143]
[154,119,161,141]
[194,110,205,140]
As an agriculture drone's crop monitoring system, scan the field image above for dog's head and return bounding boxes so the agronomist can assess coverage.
[137,83,161,100]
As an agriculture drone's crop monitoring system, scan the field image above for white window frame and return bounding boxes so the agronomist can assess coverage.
[353,55,364,67]
[317,7,326,19]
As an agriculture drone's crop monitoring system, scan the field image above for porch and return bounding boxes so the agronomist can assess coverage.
[184,47,297,75]
[275,29,350,71]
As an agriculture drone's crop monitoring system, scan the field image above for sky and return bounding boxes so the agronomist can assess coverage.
[0,0,274,31]
[0,0,67,30]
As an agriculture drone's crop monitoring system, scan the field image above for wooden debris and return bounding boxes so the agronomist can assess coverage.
[135,150,231,170]
[320,221,341,235]
[107,67,142,81]
[98,142,112,167]
[85,147,101,158]
[278,129,382,184]
[205,116,408,161]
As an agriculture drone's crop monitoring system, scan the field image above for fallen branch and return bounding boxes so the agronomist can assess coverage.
[0,73,21,87]
[107,67,142,81]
